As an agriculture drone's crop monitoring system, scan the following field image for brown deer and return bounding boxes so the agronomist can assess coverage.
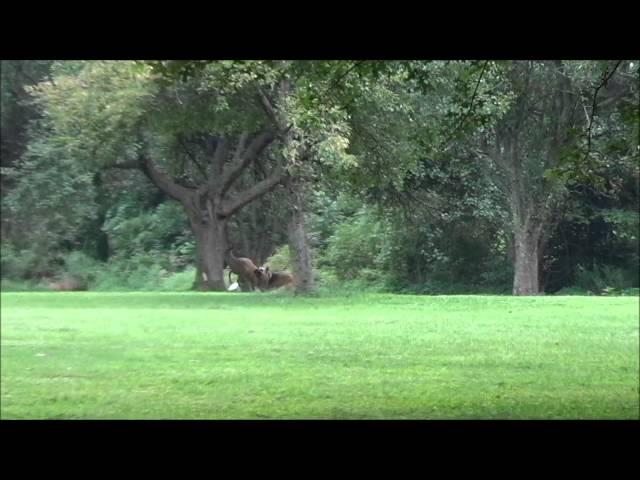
[254,266,294,291]
[48,276,88,291]
[225,247,260,291]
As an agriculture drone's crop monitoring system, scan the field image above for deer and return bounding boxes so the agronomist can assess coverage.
[225,246,261,291]
[254,265,294,291]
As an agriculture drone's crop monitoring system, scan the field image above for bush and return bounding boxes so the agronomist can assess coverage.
[103,200,191,266]
[89,255,167,291]
[126,263,168,291]
[0,243,54,280]
[159,267,197,291]
[315,268,339,289]
[265,245,292,271]
[322,210,387,280]
[620,287,640,296]
[61,251,101,284]
[315,266,390,295]
[553,286,593,296]
[478,256,514,291]
[574,263,635,295]
[0,278,50,291]
[1,244,26,279]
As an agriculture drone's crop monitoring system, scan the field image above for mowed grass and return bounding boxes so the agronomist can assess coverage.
[1,292,638,419]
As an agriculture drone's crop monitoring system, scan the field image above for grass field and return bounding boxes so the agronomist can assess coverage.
[1,292,638,419]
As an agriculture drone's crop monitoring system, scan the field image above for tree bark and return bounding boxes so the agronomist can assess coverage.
[191,217,227,291]
[286,176,315,294]
[512,220,543,295]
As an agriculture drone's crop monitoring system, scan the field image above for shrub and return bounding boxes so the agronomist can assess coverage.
[0,243,53,280]
[264,245,292,271]
[159,267,197,291]
[61,251,101,284]
[553,286,593,296]
[574,263,635,294]
[0,278,50,291]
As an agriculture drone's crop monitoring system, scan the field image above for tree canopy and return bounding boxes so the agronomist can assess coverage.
[1,59,637,295]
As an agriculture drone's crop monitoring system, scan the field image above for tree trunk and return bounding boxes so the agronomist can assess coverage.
[134,129,284,292]
[286,177,315,294]
[192,218,227,291]
[512,223,542,295]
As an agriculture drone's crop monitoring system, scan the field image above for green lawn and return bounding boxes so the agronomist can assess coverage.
[1,292,638,419]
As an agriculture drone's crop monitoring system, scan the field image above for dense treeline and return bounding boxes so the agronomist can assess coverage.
[1,60,638,295]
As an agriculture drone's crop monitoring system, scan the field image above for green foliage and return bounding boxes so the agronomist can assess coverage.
[27,61,156,169]
[1,243,41,279]
[477,256,515,292]
[60,251,101,284]
[316,273,389,295]
[264,245,292,271]
[322,208,389,281]
[553,286,594,296]
[315,194,515,294]
[103,199,192,270]
[158,267,198,291]
[3,137,99,254]
[2,60,636,296]
[88,254,168,291]
[620,287,640,296]
[0,278,50,292]
[574,263,636,295]
[1,60,54,166]
[0,259,189,293]
[599,208,639,242]
[307,191,360,251]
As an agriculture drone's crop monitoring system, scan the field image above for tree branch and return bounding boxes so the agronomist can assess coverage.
[219,168,285,217]
[138,156,193,204]
[178,136,208,179]
[220,131,275,197]
[257,86,282,129]
[232,131,249,163]
[257,85,294,136]
[207,136,228,190]
[322,60,368,97]
[596,88,633,110]
[584,60,623,160]
[440,60,490,152]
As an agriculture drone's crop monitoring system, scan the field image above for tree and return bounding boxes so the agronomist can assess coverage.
[8,59,634,296]
[1,60,54,241]
[19,60,361,292]
[474,60,637,295]
[15,61,289,289]
[144,60,421,293]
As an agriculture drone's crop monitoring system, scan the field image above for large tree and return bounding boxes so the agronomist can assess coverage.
[17,60,359,291]
[17,61,291,290]
[474,60,637,295]
[1,60,54,241]
[146,60,362,293]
